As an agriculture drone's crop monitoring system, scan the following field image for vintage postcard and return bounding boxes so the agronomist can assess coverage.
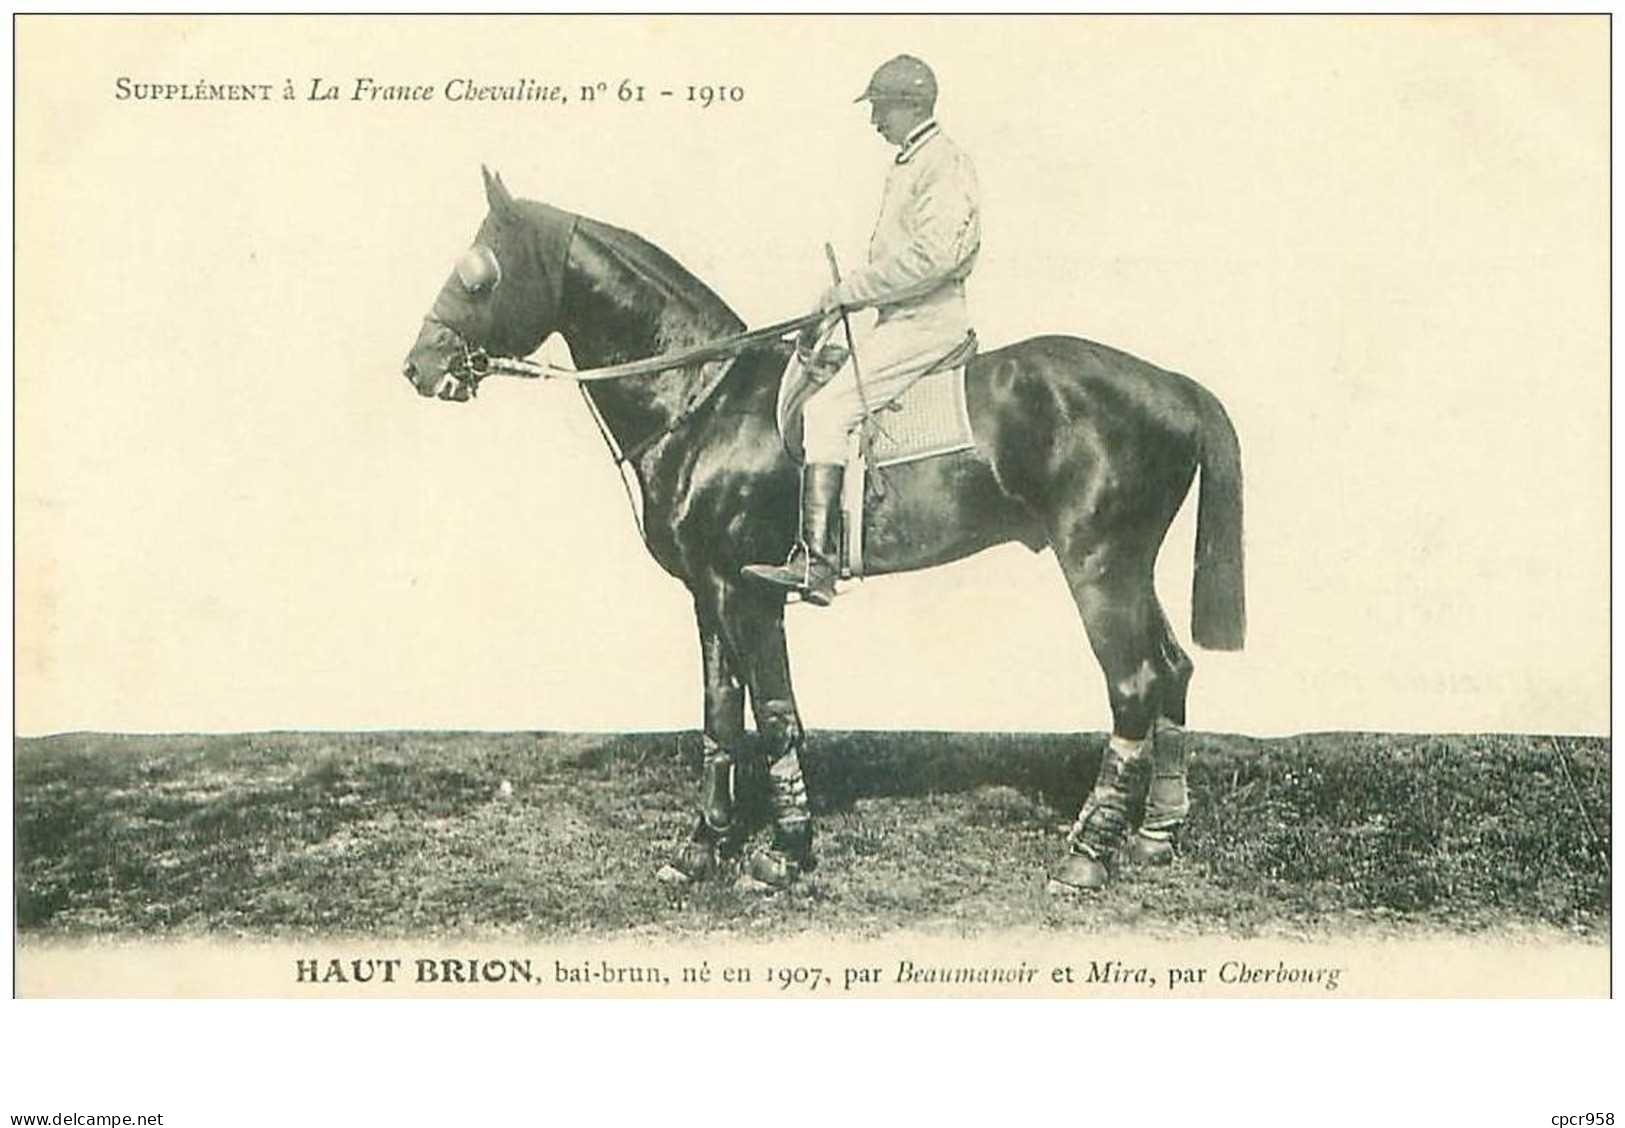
[12,14,1610,998]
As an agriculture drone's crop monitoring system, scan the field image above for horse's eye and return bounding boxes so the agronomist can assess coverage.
[455,245,502,294]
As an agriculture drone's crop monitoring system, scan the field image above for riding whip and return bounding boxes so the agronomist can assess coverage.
[823,243,871,418]
[824,243,868,581]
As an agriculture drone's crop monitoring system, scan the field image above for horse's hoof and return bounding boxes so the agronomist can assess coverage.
[660,839,718,885]
[739,847,802,892]
[1047,851,1112,893]
[1122,833,1176,867]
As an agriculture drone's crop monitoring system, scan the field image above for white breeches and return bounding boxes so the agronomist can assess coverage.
[801,293,971,464]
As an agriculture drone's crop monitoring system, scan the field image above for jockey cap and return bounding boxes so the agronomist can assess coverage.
[855,55,937,105]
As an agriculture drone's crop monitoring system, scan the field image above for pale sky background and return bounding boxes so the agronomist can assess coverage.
[14,15,1609,737]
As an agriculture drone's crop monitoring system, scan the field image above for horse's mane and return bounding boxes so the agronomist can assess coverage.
[560,208,747,335]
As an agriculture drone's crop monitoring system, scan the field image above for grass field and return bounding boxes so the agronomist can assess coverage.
[13,730,1611,942]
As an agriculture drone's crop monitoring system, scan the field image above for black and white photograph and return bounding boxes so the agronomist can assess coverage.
[11,14,1610,1004]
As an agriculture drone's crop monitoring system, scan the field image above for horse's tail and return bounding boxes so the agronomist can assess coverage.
[1191,386,1246,650]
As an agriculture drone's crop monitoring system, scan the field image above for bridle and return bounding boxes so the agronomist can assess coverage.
[423,214,824,401]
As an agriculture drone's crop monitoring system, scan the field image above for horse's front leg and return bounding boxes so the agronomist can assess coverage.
[659,601,751,885]
[715,582,814,891]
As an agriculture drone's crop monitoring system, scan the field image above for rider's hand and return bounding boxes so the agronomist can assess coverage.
[816,284,844,315]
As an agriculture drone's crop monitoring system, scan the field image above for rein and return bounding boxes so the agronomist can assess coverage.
[453,311,823,386]
[447,307,821,468]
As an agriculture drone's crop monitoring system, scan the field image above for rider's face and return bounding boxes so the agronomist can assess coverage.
[869,98,925,146]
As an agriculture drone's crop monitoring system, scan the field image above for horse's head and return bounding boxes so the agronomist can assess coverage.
[402,167,570,401]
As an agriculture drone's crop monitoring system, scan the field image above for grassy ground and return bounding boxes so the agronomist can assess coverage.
[13,730,1610,942]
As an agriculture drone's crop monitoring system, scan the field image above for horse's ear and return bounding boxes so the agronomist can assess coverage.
[481,165,515,217]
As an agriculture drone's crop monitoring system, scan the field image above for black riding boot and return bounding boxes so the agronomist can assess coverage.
[741,463,843,606]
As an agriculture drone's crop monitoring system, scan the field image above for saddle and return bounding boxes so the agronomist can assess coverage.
[775,331,979,580]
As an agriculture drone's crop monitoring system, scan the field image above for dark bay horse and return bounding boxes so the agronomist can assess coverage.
[403,169,1245,892]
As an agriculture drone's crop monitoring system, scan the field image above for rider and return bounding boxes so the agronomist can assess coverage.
[742,54,982,605]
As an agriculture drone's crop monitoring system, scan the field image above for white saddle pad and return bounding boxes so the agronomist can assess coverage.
[862,365,976,467]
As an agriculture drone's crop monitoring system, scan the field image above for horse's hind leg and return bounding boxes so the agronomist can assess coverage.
[1126,605,1195,866]
[1046,538,1168,892]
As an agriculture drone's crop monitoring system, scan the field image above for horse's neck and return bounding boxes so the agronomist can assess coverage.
[557,225,744,458]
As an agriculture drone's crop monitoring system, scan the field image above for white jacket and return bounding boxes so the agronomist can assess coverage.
[831,121,981,317]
